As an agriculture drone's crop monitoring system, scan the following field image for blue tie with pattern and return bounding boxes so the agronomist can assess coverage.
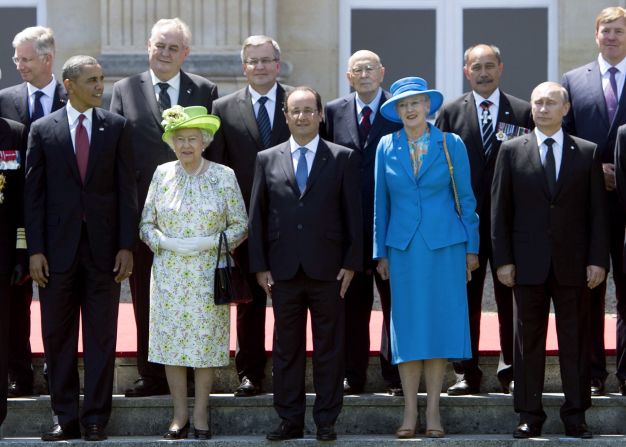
[31,90,45,122]
[295,147,308,194]
[256,96,272,148]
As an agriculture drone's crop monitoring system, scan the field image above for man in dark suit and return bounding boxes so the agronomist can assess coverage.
[0,26,67,398]
[24,55,137,441]
[248,87,362,441]
[561,6,626,396]
[436,44,533,395]
[205,35,291,397]
[0,104,29,431]
[492,81,609,439]
[323,49,402,396]
[110,17,218,397]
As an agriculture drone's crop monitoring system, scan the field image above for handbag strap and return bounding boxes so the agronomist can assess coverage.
[441,133,462,217]
[216,232,232,269]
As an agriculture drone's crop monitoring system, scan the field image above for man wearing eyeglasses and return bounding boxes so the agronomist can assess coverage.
[323,50,402,396]
[0,26,67,399]
[110,17,218,398]
[204,35,292,398]
[249,86,362,441]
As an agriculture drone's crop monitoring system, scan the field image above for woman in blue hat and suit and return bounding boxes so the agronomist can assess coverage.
[374,77,479,438]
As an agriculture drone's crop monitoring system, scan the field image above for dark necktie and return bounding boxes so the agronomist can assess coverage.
[480,100,494,155]
[295,147,308,194]
[75,114,90,183]
[31,90,45,122]
[359,105,373,143]
[256,96,272,148]
[605,66,619,123]
[543,137,556,196]
[157,82,171,113]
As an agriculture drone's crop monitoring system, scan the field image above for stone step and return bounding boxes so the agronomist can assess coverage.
[3,393,626,438]
[1,435,626,446]
[27,355,623,396]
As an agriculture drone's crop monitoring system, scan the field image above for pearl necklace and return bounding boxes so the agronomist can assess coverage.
[184,158,205,176]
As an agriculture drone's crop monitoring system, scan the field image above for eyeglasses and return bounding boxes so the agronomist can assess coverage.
[12,56,37,65]
[350,64,381,75]
[244,58,278,66]
[285,108,318,118]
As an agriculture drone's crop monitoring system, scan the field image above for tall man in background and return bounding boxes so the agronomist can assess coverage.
[110,17,218,397]
[206,35,291,397]
[562,6,626,396]
[436,44,533,395]
[323,49,402,395]
[0,26,67,398]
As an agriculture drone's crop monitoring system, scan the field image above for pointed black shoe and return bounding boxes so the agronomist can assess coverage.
[84,424,107,441]
[163,421,189,439]
[316,425,337,441]
[513,422,542,439]
[266,421,303,441]
[41,423,81,441]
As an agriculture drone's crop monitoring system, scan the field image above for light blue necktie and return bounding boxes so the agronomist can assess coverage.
[295,147,308,194]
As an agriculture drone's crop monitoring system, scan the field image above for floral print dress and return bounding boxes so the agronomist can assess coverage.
[140,160,248,367]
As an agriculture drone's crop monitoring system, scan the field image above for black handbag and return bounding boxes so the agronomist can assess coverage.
[213,231,252,305]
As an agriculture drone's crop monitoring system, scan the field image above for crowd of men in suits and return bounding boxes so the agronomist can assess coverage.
[1,4,626,441]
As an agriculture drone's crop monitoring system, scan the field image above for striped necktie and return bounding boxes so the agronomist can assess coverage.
[480,100,494,155]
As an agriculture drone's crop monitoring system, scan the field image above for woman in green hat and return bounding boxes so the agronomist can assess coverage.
[140,105,248,439]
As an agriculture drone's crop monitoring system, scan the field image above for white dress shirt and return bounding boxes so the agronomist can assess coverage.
[150,70,181,106]
[66,101,93,153]
[534,127,564,179]
[249,83,278,128]
[355,87,383,125]
[289,135,318,176]
[27,76,57,118]
[598,53,626,101]
[472,88,500,132]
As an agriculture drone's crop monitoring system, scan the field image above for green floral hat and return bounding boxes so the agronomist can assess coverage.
[161,105,221,143]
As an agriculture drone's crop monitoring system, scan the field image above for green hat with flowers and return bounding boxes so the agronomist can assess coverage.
[161,105,221,143]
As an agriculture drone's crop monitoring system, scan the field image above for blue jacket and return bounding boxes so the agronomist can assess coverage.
[373,124,479,258]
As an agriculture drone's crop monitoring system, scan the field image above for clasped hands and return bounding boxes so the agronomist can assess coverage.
[159,234,214,256]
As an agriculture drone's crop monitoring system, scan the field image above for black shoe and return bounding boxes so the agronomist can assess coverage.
[447,379,480,395]
[234,377,262,397]
[266,421,304,441]
[84,424,107,441]
[194,428,211,439]
[590,378,605,396]
[387,383,403,396]
[124,377,169,397]
[343,378,364,395]
[498,378,513,394]
[619,379,626,396]
[163,421,189,439]
[565,423,592,439]
[7,381,34,398]
[316,424,337,441]
[41,423,81,441]
[513,422,542,439]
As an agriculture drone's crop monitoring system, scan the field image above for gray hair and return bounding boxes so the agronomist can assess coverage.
[164,129,214,151]
[240,35,281,63]
[62,55,99,81]
[463,44,502,65]
[12,26,55,57]
[150,18,192,48]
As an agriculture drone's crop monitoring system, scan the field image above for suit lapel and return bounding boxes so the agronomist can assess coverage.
[278,142,300,196]
[14,83,30,125]
[84,109,106,185]
[51,82,67,112]
[340,93,361,149]
[393,130,417,183]
[177,71,194,106]
[270,84,290,147]
[139,71,163,127]
[237,88,264,151]
[587,62,611,127]
[53,110,81,183]
[303,140,330,197]
[523,135,551,198]
[416,126,440,181]
[463,93,486,163]
[553,134,577,199]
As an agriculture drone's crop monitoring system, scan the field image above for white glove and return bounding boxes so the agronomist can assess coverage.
[158,234,200,256]
[186,236,215,252]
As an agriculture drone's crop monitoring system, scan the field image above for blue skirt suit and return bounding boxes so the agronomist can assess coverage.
[373,124,479,364]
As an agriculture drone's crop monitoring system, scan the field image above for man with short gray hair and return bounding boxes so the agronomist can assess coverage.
[0,25,67,399]
[110,17,218,398]
[25,55,137,441]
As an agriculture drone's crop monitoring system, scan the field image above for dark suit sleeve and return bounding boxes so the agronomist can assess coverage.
[561,74,576,135]
[589,143,610,269]
[248,154,268,272]
[14,124,28,230]
[205,101,226,164]
[434,106,451,132]
[322,104,334,141]
[341,148,363,271]
[490,141,514,268]
[116,119,139,250]
[24,124,46,255]
[616,126,626,208]
[110,82,123,116]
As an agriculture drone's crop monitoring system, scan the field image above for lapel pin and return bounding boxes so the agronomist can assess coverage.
[99,127,104,131]
[187,88,192,94]
[505,111,510,115]
[570,145,575,150]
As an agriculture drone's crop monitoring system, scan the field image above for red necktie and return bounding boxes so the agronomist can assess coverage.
[360,106,372,143]
[75,114,90,183]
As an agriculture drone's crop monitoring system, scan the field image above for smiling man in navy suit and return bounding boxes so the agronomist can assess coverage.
[562,6,626,396]
[25,55,137,441]
[0,26,67,399]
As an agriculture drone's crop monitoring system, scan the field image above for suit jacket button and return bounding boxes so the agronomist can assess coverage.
[550,204,555,209]
[298,202,304,207]
[297,224,303,230]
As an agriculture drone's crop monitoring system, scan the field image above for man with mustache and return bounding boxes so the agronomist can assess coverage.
[436,44,533,395]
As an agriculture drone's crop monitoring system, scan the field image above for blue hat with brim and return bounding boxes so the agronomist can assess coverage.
[380,77,444,123]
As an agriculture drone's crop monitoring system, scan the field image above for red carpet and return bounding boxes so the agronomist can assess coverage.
[29,302,617,357]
